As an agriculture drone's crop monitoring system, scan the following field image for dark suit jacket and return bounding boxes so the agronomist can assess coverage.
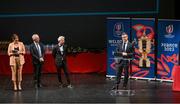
[30,42,45,64]
[115,41,134,64]
[52,44,68,67]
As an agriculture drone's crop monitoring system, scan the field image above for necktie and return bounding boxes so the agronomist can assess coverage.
[36,43,42,57]
[123,42,126,52]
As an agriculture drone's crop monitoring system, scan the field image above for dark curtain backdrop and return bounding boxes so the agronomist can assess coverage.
[0,0,175,49]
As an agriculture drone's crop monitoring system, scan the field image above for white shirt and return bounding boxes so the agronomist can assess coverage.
[34,42,42,57]
[58,44,64,54]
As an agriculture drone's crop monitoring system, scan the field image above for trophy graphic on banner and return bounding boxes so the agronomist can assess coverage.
[138,30,151,68]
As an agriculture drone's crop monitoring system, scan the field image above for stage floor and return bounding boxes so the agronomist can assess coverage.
[0,73,180,103]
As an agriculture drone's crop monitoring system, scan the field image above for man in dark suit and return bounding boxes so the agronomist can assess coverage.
[30,34,45,88]
[112,32,134,90]
[52,36,72,88]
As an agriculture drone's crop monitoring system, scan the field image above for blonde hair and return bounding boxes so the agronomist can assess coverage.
[58,36,65,42]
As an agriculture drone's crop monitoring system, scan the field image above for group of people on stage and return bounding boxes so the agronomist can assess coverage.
[7,34,72,91]
[7,32,134,91]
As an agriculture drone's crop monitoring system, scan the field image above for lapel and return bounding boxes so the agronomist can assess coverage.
[126,42,128,51]
[63,45,66,51]
[39,43,42,52]
[126,42,130,52]
[119,43,123,51]
[122,42,128,52]
[58,44,66,51]
[33,43,39,54]
[56,45,61,55]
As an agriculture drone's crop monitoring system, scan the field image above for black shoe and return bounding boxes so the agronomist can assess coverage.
[111,85,118,90]
[38,83,43,88]
[67,84,73,88]
[59,83,64,88]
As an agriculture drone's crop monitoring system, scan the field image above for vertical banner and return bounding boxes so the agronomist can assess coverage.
[107,18,130,77]
[157,19,180,81]
[131,18,155,79]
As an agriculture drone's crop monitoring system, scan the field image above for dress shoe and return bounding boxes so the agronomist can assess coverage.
[59,83,64,88]
[111,85,119,90]
[67,84,73,88]
[38,84,43,88]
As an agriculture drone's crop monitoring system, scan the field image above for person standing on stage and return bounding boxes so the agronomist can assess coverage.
[52,36,72,88]
[8,34,25,91]
[30,34,45,88]
[112,32,134,90]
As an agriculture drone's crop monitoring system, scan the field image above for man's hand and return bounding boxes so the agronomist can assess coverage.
[122,52,127,56]
[39,58,44,62]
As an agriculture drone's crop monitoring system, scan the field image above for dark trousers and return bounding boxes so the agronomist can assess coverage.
[116,61,129,87]
[33,63,42,86]
[56,61,70,84]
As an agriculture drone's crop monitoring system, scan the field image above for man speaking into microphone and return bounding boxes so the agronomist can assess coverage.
[112,32,134,90]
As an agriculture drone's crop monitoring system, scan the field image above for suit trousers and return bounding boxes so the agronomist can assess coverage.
[56,60,70,84]
[33,63,42,86]
[116,61,130,86]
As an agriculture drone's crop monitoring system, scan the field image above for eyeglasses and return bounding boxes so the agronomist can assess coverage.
[122,37,127,38]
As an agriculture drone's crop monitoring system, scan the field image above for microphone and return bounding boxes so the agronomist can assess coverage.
[178,41,180,65]
[119,40,123,43]
[132,38,137,48]
[132,38,137,44]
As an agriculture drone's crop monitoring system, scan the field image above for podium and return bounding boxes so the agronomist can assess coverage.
[109,57,135,96]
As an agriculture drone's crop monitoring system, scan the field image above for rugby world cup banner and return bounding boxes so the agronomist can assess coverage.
[107,18,130,76]
[131,18,155,79]
[157,19,180,81]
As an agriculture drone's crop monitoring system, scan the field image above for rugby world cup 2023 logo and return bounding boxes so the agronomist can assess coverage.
[113,23,124,38]
[165,25,174,38]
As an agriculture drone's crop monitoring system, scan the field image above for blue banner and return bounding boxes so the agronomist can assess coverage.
[131,18,155,79]
[107,18,130,76]
[157,19,180,80]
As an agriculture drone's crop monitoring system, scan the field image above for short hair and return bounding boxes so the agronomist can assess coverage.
[32,34,39,40]
[121,32,128,38]
[121,32,128,37]
[58,36,65,41]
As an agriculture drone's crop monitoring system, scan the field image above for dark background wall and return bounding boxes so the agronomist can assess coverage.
[0,0,176,49]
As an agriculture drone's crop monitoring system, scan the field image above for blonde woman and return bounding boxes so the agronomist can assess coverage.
[7,34,25,91]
